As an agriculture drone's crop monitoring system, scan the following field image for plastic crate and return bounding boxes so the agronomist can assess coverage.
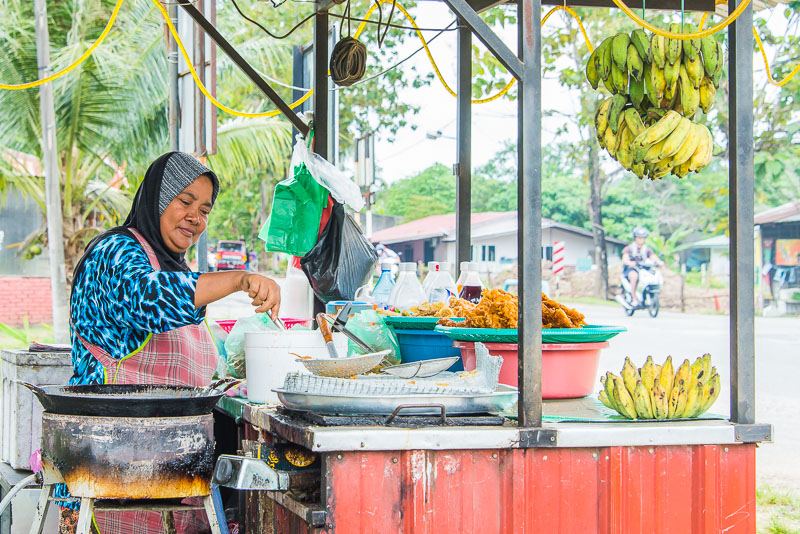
[393,329,464,372]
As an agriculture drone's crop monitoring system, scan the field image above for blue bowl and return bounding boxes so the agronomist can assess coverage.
[392,329,464,372]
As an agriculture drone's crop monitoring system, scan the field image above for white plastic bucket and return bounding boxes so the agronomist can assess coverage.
[244,330,348,404]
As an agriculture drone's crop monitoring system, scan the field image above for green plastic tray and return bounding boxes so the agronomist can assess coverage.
[433,324,627,344]
[384,316,464,330]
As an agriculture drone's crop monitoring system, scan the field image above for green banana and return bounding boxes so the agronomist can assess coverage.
[683,23,702,61]
[595,37,614,82]
[679,65,700,118]
[651,63,667,103]
[632,162,646,179]
[699,76,716,114]
[643,63,657,105]
[630,28,652,63]
[604,372,621,412]
[664,60,681,91]
[684,53,704,89]
[611,62,628,95]
[634,380,655,419]
[666,24,683,65]
[651,33,667,69]
[701,35,719,78]
[608,94,627,135]
[612,32,631,72]
[623,108,646,137]
[627,44,644,82]
[630,76,646,110]
[586,49,601,90]
[595,97,612,138]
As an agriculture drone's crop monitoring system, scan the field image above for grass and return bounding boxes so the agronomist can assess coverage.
[757,486,800,534]
[0,323,55,350]
[684,271,729,290]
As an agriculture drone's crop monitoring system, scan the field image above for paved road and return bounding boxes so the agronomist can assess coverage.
[209,292,800,490]
[567,302,800,492]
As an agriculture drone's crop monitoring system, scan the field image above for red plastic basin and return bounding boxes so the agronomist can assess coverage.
[454,341,609,399]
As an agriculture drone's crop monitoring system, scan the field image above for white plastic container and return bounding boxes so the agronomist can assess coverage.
[244,330,347,404]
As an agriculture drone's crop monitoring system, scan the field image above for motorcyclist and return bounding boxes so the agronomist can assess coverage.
[622,227,664,306]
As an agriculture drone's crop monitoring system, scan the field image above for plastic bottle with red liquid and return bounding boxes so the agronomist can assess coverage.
[456,262,484,304]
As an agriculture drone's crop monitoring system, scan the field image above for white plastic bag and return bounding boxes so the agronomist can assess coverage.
[290,134,365,212]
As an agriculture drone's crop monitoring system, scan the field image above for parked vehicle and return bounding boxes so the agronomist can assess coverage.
[216,240,248,271]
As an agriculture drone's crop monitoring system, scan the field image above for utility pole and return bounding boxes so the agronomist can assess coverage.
[34,0,69,343]
[194,0,209,272]
[168,4,179,152]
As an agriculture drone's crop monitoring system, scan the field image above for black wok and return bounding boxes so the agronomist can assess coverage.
[20,380,240,418]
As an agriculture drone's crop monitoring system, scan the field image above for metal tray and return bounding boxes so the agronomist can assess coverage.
[273,384,519,416]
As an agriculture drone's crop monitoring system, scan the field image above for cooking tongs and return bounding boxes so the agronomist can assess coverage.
[321,303,373,353]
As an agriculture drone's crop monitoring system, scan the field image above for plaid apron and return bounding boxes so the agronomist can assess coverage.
[73,228,217,533]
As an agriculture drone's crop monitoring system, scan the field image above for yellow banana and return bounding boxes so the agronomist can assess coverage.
[604,372,620,412]
[673,160,692,178]
[682,381,702,418]
[652,156,674,179]
[674,359,691,389]
[612,32,631,72]
[595,97,612,138]
[651,63,667,103]
[664,59,681,89]
[664,77,679,103]
[660,117,692,159]
[621,356,641,395]
[651,33,667,69]
[699,373,721,415]
[699,76,716,114]
[671,123,703,167]
[624,108,646,137]
[604,127,618,159]
[617,127,635,170]
[614,121,628,159]
[674,383,688,418]
[689,356,705,390]
[652,378,669,419]
[639,356,657,405]
[599,389,615,410]
[701,354,712,384]
[633,110,682,149]
[634,380,655,419]
[688,125,712,172]
[667,379,682,418]
[659,356,675,400]
[685,54,704,89]
[632,162,646,179]
[634,137,663,164]
[614,377,638,419]
[679,65,700,118]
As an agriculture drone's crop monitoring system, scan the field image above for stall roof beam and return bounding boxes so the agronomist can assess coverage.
[728,0,755,424]
[177,1,310,136]
[466,0,715,11]
[441,0,523,80]
[455,19,472,273]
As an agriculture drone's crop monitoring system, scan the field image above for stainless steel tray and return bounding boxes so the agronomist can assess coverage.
[273,384,518,416]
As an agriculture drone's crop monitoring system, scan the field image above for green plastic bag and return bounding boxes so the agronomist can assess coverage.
[259,162,329,257]
[346,310,401,367]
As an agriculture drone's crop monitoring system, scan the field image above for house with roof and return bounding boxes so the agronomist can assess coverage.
[369,211,626,275]
[755,201,800,313]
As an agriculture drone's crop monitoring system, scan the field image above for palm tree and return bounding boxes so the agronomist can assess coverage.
[0,0,291,280]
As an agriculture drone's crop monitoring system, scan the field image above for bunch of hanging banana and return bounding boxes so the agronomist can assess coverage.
[587,26,723,179]
[599,354,721,420]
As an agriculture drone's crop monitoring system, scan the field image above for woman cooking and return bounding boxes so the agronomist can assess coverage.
[57,152,281,533]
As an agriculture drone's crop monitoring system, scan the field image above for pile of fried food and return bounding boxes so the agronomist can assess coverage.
[401,301,455,318]
[437,289,587,329]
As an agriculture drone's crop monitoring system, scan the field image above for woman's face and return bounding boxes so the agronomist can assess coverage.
[160,175,214,254]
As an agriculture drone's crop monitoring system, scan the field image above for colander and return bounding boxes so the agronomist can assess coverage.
[296,350,392,378]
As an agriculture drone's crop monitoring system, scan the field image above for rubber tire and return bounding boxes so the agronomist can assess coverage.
[648,293,660,317]
[625,306,635,317]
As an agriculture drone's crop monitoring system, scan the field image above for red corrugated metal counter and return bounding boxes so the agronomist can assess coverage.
[217,399,770,534]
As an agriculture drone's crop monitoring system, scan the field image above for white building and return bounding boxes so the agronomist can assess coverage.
[370,212,625,276]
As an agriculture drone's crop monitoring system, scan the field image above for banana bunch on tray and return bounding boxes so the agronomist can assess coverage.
[599,354,721,420]
[587,26,723,179]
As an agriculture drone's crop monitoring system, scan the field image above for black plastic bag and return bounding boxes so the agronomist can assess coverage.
[301,202,378,303]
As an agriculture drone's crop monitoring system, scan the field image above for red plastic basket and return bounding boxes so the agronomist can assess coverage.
[455,341,609,399]
[216,320,237,334]
[215,318,313,333]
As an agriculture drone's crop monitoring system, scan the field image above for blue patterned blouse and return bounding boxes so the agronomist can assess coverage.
[69,233,206,385]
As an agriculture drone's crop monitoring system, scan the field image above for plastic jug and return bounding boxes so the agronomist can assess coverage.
[427,264,458,304]
[372,263,396,307]
[421,262,439,297]
[388,262,426,311]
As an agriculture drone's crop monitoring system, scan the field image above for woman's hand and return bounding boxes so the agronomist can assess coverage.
[240,273,281,319]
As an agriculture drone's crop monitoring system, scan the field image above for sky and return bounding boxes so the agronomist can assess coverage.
[356,2,791,184]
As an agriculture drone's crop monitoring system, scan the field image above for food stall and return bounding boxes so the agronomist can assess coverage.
[168,0,770,529]
[2,0,769,530]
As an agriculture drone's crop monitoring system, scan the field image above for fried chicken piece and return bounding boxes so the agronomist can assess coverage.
[437,318,463,327]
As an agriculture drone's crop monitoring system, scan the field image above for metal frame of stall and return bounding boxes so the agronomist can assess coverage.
[177,0,761,433]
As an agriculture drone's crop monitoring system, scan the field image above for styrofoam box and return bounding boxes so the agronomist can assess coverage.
[1,350,73,469]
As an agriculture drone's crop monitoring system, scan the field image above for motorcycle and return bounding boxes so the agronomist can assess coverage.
[616,261,663,317]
